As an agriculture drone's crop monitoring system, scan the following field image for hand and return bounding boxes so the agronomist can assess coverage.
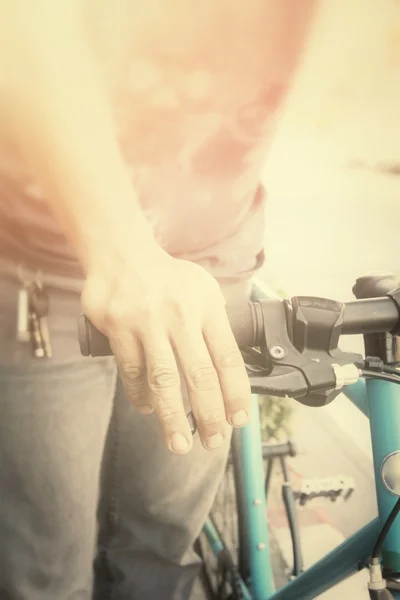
[82,245,251,455]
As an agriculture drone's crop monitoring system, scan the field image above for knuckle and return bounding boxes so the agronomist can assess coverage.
[228,394,251,409]
[153,393,184,421]
[199,406,226,426]
[214,346,244,370]
[188,362,219,391]
[104,303,130,330]
[138,301,159,325]
[119,363,147,397]
[156,402,183,421]
[148,364,180,390]
[170,299,190,321]
[167,301,189,328]
[104,298,156,333]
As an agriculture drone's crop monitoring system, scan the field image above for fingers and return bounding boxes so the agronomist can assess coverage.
[203,303,252,426]
[109,331,153,415]
[111,327,193,455]
[172,315,251,451]
[81,256,251,457]
[112,308,250,454]
[171,325,229,450]
[143,332,193,454]
[100,285,250,456]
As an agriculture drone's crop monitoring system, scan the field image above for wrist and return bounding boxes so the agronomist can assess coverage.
[81,225,163,277]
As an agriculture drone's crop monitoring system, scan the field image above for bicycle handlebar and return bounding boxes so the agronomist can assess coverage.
[78,302,263,357]
[79,295,400,357]
[78,289,400,406]
[223,296,400,345]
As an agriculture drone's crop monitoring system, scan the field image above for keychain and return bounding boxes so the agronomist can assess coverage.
[27,279,52,359]
[16,265,52,358]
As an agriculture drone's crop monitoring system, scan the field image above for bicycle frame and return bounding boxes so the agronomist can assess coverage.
[202,381,400,599]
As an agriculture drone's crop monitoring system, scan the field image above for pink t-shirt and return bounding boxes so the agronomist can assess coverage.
[0,1,315,285]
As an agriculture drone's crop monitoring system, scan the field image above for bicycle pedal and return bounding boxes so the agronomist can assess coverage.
[294,475,355,506]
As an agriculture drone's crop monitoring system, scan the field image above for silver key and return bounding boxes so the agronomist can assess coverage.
[30,311,45,358]
[16,286,30,343]
[38,315,52,358]
[27,281,52,358]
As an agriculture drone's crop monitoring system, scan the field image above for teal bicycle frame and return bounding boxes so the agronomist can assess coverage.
[202,382,400,600]
[202,280,400,600]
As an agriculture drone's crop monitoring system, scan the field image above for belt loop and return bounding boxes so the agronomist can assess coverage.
[17,262,29,286]
[0,258,83,294]
[16,262,42,288]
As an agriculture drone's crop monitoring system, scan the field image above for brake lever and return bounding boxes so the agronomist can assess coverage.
[187,295,365,432]
[249,366,308,398]
[253,297,362,407]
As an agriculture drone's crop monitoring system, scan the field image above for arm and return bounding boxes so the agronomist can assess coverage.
[0,0,155,272]
[0,0,251,454]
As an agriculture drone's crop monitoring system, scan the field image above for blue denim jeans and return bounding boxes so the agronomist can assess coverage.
[0,274,250,599]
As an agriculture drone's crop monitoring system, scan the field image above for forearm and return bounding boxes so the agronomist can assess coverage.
[1,1,156,273]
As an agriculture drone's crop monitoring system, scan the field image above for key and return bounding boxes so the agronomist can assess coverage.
[29,311,45,358]
[33,284,52,359]
[27,282,52,358]
[39,318,52,358]
[38,314,52,358]
[16,286,30,343]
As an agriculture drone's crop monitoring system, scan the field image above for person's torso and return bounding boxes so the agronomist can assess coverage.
[0,0,314,280]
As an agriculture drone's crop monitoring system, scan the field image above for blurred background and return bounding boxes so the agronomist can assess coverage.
[259,0,399,596]
[262,0,398,296]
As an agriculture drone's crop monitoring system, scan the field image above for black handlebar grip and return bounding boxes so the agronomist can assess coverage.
[78,301,264,357]
[226,301,264,348]
[78,314,112,356]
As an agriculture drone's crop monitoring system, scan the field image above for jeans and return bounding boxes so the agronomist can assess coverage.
[0,274,250,600]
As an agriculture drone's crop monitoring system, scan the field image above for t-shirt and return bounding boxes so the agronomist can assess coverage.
[0,0,314,285]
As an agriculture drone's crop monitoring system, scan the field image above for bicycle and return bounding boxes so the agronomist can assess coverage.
[79,272,400,600]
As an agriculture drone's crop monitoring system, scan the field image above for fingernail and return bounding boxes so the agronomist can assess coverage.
[206,433,224,450]
[138,404,153,415]
[170,433,190,454]
[231,410,248,427]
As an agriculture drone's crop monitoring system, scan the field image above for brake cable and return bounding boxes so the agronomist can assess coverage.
[362,371,400,385]
[361,358,400,385]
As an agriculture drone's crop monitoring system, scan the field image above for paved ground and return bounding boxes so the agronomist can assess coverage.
[267,400,374,599]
